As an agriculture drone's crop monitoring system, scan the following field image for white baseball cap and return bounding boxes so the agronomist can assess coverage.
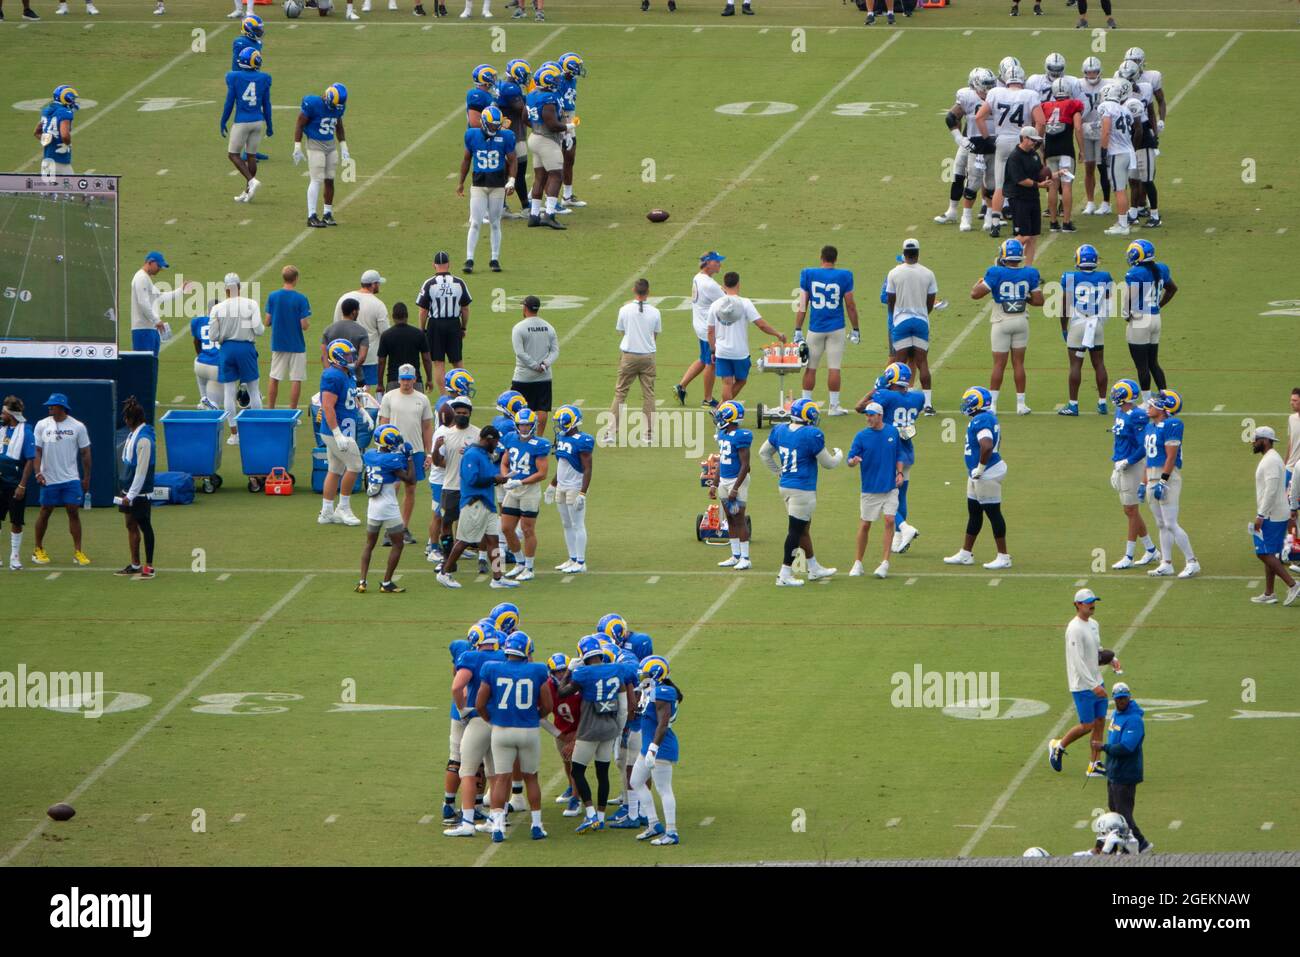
[902,238,920,252]
[864,402,884,415]
[360,269,386,285]
[1020,125,1044,142]
[1254,426,1278,442]
[223,272,241,289]
[1074,588,1101,604]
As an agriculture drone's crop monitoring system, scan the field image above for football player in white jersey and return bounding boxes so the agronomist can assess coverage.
[1077,58,1109,216]
[1027,52,1078,104]
[1126,47,1167,129]
[1115,60,1157,226]
[1099,82,1137,236]
[975,64,1044,238]
[935,67,996,233]
[995,56,1020,89]
[1121,52,1165,228]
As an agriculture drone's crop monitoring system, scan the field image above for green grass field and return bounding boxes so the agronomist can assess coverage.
[2,0,1299,866]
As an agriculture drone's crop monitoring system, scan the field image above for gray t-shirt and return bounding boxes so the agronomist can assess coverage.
[321,319,369,355]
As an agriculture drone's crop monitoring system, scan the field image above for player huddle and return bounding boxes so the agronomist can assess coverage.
[443,602,682,845]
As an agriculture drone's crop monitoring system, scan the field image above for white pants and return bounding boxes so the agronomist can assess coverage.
[630,753,676,832]
[194,360,223,407]
[467,185,505,262]
[224,379,262,426]
[556,490,587,562]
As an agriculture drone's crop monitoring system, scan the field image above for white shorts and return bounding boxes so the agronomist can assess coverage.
[555,486,584,506]
[1065,319,1105,350]
[270,351,307,382]
[1145,467,1182,510]
[718,473,750,504]
[965,148,995,192]
[991,314,1030,352]
[501,483,542,516]
[1125,316,1161,346]
[622,729,642,768]
[458,716,495,778]
[306,138,338,179]
[457,499,501,544]
[490,725,541,775]
[994,134,1020,190]
[572,737,615,765]
[514,135,528,161]
[469,185,506,227]
[805,328,846,371]
[366,512,404,535]
[966,459,1008,505]
[229,121,265,155]
[323,431,363,475]
[527,132,563,172]
[1083,136,1101,165]
[1135,147,1156,182]
[194,360,219,385]
[1115,459,1143,507]
[859,490,899,522]
[1047,155,1074,174]
[781,487,817,521]
[1106,151,1132,191]
[449,716,466,763]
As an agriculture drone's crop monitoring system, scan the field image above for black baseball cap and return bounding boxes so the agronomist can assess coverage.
[433,251,450,265]
[522,295,541,312]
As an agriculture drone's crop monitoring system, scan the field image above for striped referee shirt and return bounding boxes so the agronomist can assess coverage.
[416,274,472,325]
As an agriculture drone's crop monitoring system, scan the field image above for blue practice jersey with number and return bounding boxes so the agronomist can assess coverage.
[362,449,406,488]
[1143,417,1183,470]
[525,89,562,131]
[569,662,634,716]
[554,430,594,473]
[1060,269,1113,320]
[799,266,854,333]
[191,316,219,367]
[480,660,549,728]
[870,388,924,466]
[716,427,753,481]
[319,366,360,429]
[964,411,1002,472]
[454,648,506,715]
[983,264,1042,314]
[501,432,550,480]
[1111,405,1148,465]
[223,70,273,126]
[300,94,344,142]
[769,423,826,492]
[1125,261,1172,319]
[39,104,75,165]
[463,127,516,176]
[638,681,679,762]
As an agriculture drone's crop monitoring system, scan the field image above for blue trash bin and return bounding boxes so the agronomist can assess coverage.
[161,409,228,493]
[235,409,303,490]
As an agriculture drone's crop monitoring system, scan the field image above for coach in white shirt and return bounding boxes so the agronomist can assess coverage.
[674,250,725,409]
[603,279,662,445]
[379,364,434,537]
[707,271,787,402]
[885,238,939,412]
[333,269,389,392]
[1250,426,1300,606]
[209,272,266,444]
[1047,588,1110,776]
[1286,388,1300,530]
[31,392,92,566]
[129,250,193,357]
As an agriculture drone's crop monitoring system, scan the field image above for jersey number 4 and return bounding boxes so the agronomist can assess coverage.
[241,82,260,108]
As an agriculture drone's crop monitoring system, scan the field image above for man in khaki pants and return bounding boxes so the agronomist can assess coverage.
[603,279,660,445]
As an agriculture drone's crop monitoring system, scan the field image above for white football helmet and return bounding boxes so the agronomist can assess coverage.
[1124,46,1146,69]
[1050,77,1072,100]
[1117,59,1141,83]
[1045,52,1067,78]
[998,56,1021,83]
[1093,812,1129,837]
[1081,57,1102,80]
[1104,79,1133,103]
[1023,847,1051,858]
[1006,64,1027,86]
[970,67,996,92]
[1124,98,1146,121]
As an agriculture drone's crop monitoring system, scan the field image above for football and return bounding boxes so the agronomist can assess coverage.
[1098,649,1116,665]
[646,208,670,223]
[47,803,76,822]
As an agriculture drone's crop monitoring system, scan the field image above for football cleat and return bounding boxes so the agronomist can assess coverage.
[562,797,583,817]
[489,577,519,589]
[73,550,90,566]
[608,815,641,829]
[849,561,865,577]
[1284,583,1300,607]
[718,555,740,567]
[1087,761,1107,778]
[436,572,461,589]
[489,260,501,272]
[1178,560,1201,579]
[874,562,889,579]
[636,821,666,841]
[380,582,405,594]
[443,822,476,837]
[575,817,604,834]
[354,580,367,593]
[1058,404,1079,417]
[1133,549,1161,569]
[775,575,805,587]
[943,552,974,565]
[734,558,752,570]
[555,787,572,804]
[1111,556,1135,570]
[1147,563,1175,577]
[808,565,837,580]
[441,803,457,821]
[983,555,1012,570]
[651,831,680,846]
[555,559,577,572]
[1047,739,1065,772]
[530,825,547,840]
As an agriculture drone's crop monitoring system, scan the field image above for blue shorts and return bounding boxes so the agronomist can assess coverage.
[1072,689,1108,723]
[715,356,751,382]
[218,340,259,384]
[429,481,443,515]
[698,338,714,366]
[1254,519,1287,556]
[132,328,161,356]
[362,364,379,387]
[40,479,82,507]
[890,315,930,350]
[409,455,426,483]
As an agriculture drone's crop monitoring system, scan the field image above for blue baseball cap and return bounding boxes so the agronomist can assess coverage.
[44,392,71,410]
[700,250,726,264]
[144,251,170,268]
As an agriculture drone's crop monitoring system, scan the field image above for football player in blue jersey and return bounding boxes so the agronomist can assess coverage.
[356,425,415,593]
[794,246,860,416]
[1058,244,1112,416]
[496,59,532,217]
[499,408,550,582]
[35,86,78,180]
[442,636,474,822]
[599,613,655,661]
[492,390,526,438]
[293,82,349,228]
[629,655,682,846]
[1108,379,1159,569]
[547,405,595,573]
[191,306,224,412]
[1141,389,1199,579]
[465,64,497,129]
[971,239,1043,415]
[847,401,905,579]
[525,62,569,229]
[557,53,588,210]
[231,14,263,72]
[1123,239,1177,401]
[944,387,1012,569]
[712,400,753,569]
[758,398,843,586]
[477,632,553,842]
[444,627,507,837]
[859,362,925,554]
[457,105,516,274]
[594,613,650,825]
[318,339,364,527]
[556,635,638,833]
[221,48,273,204]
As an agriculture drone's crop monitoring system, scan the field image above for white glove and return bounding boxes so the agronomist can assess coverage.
[54,144,70,155]
[339,141,351,164]
[504,176,515,193]
[1109,465,1123,491]
[1156,119,1165,134]
[40,132,53,147]
[503,478,522,491]
[970,463,986,480]
[644,742,658,770]
[849,329,861,345]
[951,129,970,149]
[565,122,576,135]
[292,143,304,165]
[332,429,354,454]
[562,133,574,151]
[574,492,586,512]
[544,486,556,505]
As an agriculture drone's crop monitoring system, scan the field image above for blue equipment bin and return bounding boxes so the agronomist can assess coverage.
[161,409,227,493]
[235,409,303,477]
[311,445,329,494]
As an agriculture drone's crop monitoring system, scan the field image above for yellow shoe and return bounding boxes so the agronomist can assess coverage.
[354,580,367,593]
[73,551,91,566]
[32,547,50,565]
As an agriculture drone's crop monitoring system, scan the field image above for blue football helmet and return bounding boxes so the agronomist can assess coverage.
[597,613,628,643]
[576,634,604,662]
[326,338,357,369]
[472,64,498,88]
[1126,239,1156,266]
[1075,244,1099,271]
[553,404,582,433]
[444,368,476,398]
[533,62,563,92]
[375,425,403,451]
[790,398,820,425]
[881,362,912,389]
[488,602,519,635]
[514,408,538,439]
[480,104,504,136]
[997,239,1025,264]
[241,14,264,39]
[546,652,570,673]
[1150,388,1182,415]
[638,655,670,683]
[961,386,993,416]
[324,83,347,108]
[496,390,526,417]
[237,47,263,71]
[1110,379,1139,406]
[468,621,500,650]
[505,59,532,87]
[713,400,744,428]
[503,633,529,658]
[53,85,79,109]
[559,52,586,78]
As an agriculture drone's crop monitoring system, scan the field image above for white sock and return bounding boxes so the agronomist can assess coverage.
[1117,216,1126,227]
[463,0,472,11]
[730,539,741,558]
[740,540,750,559]
[562,185,573,201]
[525,556,534,570]
[339,494,351,511]
[10,531,21,559]
[946,200,959,215]
[801,389,813,401]
[307,179,320,217]
[530,197,542,216]
[531,809,542,827]
[809,556,824,571]
[990,389,1000,407]
[1016,392,1026,407]
[829,391,840,408]
[923,389,933,407]
[780,564,794,578]
[545,195,557,214]
[321,497,334,512]
[1141,535,1155,551]
[961,207,972,223]
[323,204,333,216]
[956,548,972,559]
[1150,208,1159,218]
[1125,540,1136,558]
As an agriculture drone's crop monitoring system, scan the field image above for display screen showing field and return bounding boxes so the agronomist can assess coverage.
[0,173,119,359]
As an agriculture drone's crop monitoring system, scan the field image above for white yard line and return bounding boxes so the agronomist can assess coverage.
[558,30,905,348]
[956,579,1174,859]
[1166,32,1243,113]
[472,576,744,867]
[0,574,313,867]
[3,195,45,340]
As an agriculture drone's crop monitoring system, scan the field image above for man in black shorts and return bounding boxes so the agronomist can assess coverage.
[417,251,472,390]
[510,295,559,433]
[1003,125,1054,266]
[1,395,37,571]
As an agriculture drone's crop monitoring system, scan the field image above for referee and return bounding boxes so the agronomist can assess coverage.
[417,251,472,390]
[1004,126,1057,266]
